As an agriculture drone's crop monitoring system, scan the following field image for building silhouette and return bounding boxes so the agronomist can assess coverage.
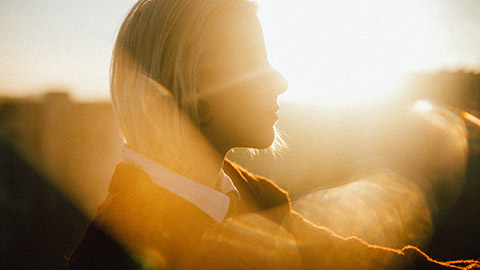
[0,91,122,216]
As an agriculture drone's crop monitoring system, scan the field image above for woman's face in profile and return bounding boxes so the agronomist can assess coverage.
[197,9,287,153]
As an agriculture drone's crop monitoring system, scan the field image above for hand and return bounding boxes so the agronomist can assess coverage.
[401,246,480,270]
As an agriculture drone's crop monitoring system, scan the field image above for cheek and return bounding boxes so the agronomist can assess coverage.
[202,75,276,131]
[201,86,276,149]
[205,90,258,135]
[201,90,240,133]
[226,90,265,127]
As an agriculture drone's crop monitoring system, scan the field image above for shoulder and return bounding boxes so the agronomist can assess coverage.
[68,162,216,269]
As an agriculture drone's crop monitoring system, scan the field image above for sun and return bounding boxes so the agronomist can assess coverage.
[257,0,440,102]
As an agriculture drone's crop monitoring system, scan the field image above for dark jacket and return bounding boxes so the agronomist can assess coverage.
[67,160,478,269]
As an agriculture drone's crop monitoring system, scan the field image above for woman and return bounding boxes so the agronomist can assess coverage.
[67,0,479,269]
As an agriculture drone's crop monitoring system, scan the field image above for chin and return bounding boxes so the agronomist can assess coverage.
[249,128,276,150]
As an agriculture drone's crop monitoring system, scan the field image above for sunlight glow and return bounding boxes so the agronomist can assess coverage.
[462,111,480,128]
[257,0,439,102]
[413,100,434,114]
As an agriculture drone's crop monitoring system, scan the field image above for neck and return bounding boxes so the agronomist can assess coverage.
[131,79,226,188]
[139,117,226,189]
[135,128,226,190]
[122,72,229,188]
[162,130,226,189]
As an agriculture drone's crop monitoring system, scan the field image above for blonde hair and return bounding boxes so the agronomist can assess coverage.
[110,0,258,156]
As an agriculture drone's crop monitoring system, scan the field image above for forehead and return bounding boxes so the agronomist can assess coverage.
[200,8,268,65]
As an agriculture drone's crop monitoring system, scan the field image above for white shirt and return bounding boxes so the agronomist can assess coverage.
[122,147,239,223]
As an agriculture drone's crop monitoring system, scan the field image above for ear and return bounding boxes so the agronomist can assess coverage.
[198,99,213,127]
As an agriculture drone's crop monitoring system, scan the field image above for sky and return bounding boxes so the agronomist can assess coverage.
[1,0,480,101]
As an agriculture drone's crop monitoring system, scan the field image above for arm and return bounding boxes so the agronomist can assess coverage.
[285,210,477,270]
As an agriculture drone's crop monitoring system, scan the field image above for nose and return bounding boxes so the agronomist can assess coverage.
[275,69,288,95]
[266,66,288,96]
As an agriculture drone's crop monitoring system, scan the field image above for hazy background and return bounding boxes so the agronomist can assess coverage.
[1,0,479,100]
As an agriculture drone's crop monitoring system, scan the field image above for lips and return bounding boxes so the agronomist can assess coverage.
[270,104,280,114]
[263,104,280,122]
[273,106,280,120]
[272,108,280,121]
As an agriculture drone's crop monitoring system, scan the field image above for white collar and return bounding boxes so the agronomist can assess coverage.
[122,147,236,223]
